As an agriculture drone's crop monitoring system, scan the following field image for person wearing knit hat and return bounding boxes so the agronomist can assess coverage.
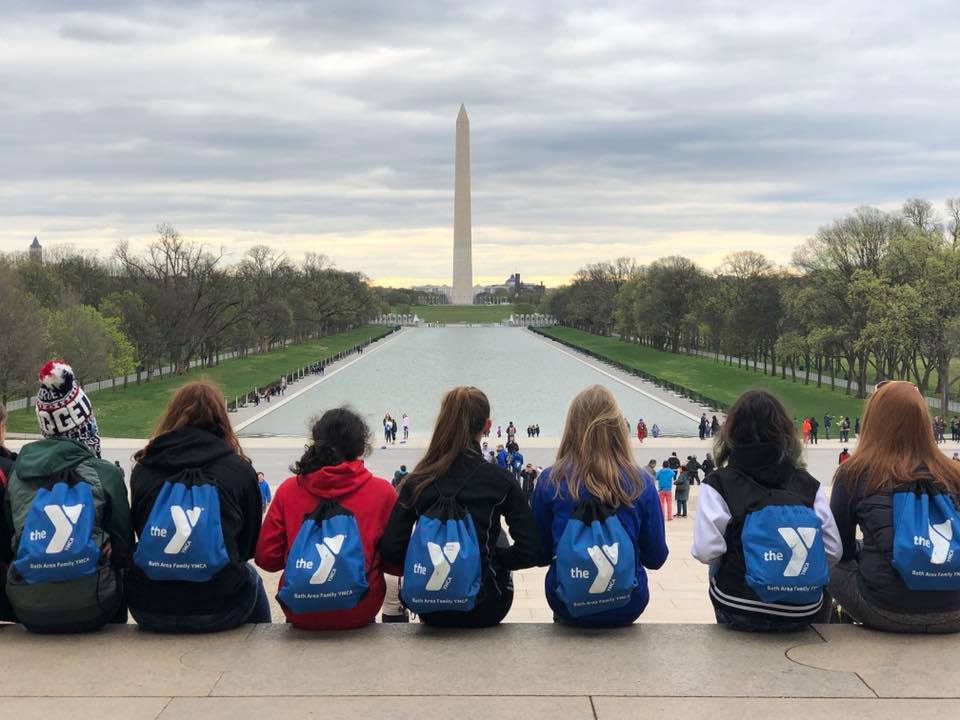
[35,359,101,458]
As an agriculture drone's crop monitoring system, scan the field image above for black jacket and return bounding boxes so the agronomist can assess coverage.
[127,427,262,615]
[380,445,544,610]
[706,444,825,621]
[831,469,960,614]
[0,446,16,565]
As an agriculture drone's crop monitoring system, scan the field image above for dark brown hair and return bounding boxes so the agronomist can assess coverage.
[841,381,960,492]
[405,386,489,502]
[713,389,802,468]
[135,380,249,463]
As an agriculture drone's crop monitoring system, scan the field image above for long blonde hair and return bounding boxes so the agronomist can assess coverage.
[549,385,644,506]
[405,386,490,502]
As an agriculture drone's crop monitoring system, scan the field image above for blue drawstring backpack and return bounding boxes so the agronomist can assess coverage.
[741,497,829,604]
[401,471,482,614]
[892,484,960,590]
[13,471,101,584]
[133,468,230,582]
[277,500,368,613]
[555,500,636,618]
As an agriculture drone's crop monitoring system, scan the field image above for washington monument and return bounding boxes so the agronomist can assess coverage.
[452,104,473,304]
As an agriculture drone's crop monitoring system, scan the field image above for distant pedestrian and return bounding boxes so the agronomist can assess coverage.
[402,413,410,441]
[838,448,850,465]
[257,471,272,509]
[710,415,720,437]
[656,461,674,521]
[698,413,708,440]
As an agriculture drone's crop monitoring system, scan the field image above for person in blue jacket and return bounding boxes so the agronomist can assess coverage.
[532,385,669,627]
[496,445,507,467]
[511,450,524,482]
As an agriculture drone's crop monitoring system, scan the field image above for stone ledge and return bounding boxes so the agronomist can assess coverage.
[5,622,957,704]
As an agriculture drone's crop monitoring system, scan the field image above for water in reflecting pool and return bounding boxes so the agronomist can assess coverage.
[238,327,710,438]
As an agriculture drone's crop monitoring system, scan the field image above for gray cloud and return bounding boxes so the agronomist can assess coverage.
[1,1,959,282]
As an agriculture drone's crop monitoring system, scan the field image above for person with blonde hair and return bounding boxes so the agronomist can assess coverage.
[829,381,960,632]
[128,380,270,632]
[380,386,542,628]
[532,385,668,627]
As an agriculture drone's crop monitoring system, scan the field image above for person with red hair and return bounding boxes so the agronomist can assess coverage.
[829,381,960,632]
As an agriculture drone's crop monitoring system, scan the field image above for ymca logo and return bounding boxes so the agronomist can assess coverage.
[304,534,345,585]
[423,541,461,590]
[915,520,955,565]
[771,527,818,577]
[571,543,619,594]
[148,505,203,554]
[36,504,84,553]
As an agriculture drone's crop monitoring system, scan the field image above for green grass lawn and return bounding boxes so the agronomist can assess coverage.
[6,325,390,438]
[391,304,517,323]
[539,326,868,422]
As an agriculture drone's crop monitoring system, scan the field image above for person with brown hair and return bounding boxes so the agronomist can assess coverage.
[829,381,960,632]
[379,386,542,628]
[532,385,668,627]
[127,380,270,632]
[692,389,841,632]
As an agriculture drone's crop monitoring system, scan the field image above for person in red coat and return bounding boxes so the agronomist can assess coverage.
[256,408,397,630]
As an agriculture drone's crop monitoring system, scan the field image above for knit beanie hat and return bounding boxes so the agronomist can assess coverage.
[36,359,101,458]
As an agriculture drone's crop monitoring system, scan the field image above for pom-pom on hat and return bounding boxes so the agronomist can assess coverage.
[36,359,101,457]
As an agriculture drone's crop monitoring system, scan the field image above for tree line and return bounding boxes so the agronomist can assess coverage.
[541,198,960,412]
[0,224,383,402]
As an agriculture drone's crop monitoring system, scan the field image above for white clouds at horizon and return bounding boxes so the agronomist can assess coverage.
[1,1,958,285]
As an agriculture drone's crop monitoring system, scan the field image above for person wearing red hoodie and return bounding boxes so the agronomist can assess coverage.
[256,408,397,630]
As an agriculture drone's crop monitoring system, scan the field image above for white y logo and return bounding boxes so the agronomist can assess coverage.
[42,504,83,553]
[929,520,954,565]
[425,541,461,590]
[778,527,818,577]
[164,506,203,554]
[586,543,619,594]
[310,534,345,584]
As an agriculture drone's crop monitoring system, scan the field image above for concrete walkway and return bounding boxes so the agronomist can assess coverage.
[1,622,956,719]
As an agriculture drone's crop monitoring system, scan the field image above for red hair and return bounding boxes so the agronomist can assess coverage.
[840,381,960,493]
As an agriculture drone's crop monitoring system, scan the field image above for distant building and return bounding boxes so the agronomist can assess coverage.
[29,236,42,263]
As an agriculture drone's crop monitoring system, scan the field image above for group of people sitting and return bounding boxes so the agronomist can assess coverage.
[2,360,960,636]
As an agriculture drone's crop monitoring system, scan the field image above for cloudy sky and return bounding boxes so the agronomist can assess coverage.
[1,1,958,286]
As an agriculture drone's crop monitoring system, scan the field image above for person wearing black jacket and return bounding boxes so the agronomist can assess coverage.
[127,381,269,632]
[0,403,16,622]
[828,381,960,632]
[380,386,543,628]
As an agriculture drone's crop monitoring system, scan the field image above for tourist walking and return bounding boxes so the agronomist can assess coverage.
[380,386,542,628]
[810,415,819,444]
[840,416,851,443]
[4,360,133,633]
[636,419,647,443]
[823,413,832,440]
[256,408,399,629]
[673,466,691,518]
[257,472,272,509]
[531,385,668,627]
[701,452,716,478]
[827,381,960,632]
[711,415,720,437]
[801,417,811,444]
[128,381,270,632]
[699,413,709,440]
[402,413,410,441]
[691,389,841,632]
[656,461,674,521]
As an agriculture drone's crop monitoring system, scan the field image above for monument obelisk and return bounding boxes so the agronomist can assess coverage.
[452,104,473,304]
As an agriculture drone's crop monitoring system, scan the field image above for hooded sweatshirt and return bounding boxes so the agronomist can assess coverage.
[127,426,262,615]
[256,459,397,630]
[4,437,132,629]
